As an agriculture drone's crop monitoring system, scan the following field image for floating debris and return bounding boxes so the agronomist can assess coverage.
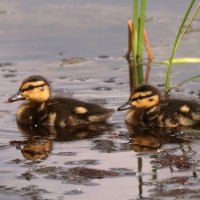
[95,55,113,61]
[64,159,99,166]
[92,139,117,153]
[64,188,84,195]
[21,170,35,181]
[53,152,77,156]
[61,57,87,65]
[68,167,118,179]
[161,176,189,185]
[33,165,135,186]
[153,152,194,172]
[92,86,112,91]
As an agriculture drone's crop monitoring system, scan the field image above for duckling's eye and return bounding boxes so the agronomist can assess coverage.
[135,96,143,101]
[138,95,143,99]
[28,85,35,90]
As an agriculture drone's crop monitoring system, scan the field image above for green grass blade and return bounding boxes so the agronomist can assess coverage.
[165,0,196,92]
[176,74,200,86]
[175,3,200,52]
[133,0,139,62]
[137,0,146,64]
[137,63,144,83]
[138,0,146,83]
[163,58,200,64]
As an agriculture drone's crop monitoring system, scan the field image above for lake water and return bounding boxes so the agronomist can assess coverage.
[1,0,200,199]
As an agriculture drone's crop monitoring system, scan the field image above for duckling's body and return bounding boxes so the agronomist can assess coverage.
[17,97,113,126]
[118,85,200,128]
[8,75,113,126]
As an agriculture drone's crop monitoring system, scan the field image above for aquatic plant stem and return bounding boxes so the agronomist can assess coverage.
[175,2,200,52]
[126,20,134,58]
[136,0,146,84]
[176,74,200,87]
[137,0,146,63]
[143,29,153,62]
[133,0,139,63]
[126,22,152,62]
[165,0,196,92]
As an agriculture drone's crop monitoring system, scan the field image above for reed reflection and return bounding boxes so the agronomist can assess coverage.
[126,56,152,93]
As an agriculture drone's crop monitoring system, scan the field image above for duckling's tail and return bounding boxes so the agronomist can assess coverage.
[88,109,114,123]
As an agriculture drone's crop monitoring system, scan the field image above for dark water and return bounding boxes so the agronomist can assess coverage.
[1,0,200,199]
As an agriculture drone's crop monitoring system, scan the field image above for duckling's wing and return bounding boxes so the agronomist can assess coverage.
[177,100,200,119]
[51,98,114,123]
[70,100,114,123]
[161,99,200,126]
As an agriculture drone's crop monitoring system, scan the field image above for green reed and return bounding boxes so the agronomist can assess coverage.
[165,0,198,92]
[131,0,146,85]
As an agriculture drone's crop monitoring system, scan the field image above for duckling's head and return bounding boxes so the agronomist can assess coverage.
[118,84,161,111]
[8,75,51,103]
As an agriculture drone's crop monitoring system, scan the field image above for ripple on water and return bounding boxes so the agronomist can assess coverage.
[0,62,13,68]
[61,57,88,66]
[94,55,113,61]
[64,159,99,166]
[92,87,112,91]
[64,188,84,195]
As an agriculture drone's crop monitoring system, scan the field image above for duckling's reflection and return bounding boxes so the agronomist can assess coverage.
[11,122,112,161]
[10,136,52,161]
[127,125,187,152]
[18,122,112,141]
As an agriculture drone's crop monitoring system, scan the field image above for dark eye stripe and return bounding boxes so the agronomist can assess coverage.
[21,84,46,92]
[131,94,153,102]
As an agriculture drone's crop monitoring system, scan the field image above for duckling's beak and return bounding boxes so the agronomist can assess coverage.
[8,91,25,102]
[117,100,132,111]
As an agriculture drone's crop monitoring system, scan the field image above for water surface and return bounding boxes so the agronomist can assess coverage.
[1,1,200,199]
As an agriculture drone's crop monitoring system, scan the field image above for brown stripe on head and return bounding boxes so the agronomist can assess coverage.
[21,75,50,88]
[129,85,161,109]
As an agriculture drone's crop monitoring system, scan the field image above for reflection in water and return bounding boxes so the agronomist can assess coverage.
[18,122,112,141]
[138,156,143,198]
[10,137,52,161]
[128,57,139,92]
[127,125,187,152]
[126,56,152,93]
[125,54,155,198]
[10,122,112,161]
[122,56,200,198]
[126,124,191,198]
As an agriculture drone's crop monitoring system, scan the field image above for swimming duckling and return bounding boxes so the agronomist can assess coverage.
[118,84,200,128]
[8,75,113,126]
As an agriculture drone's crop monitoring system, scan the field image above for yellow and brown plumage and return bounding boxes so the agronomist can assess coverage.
[8,75,113,126]
[118,84,200,128]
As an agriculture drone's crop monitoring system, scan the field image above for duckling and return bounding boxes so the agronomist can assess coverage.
[8,75,113,126]
[118,84,200,128]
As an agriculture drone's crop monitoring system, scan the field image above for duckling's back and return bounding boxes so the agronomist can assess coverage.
[159,99,200,127]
